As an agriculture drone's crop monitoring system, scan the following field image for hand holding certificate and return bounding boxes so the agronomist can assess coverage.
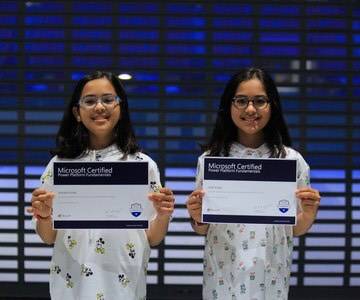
[52,161,152,229]
[202,157,297,225]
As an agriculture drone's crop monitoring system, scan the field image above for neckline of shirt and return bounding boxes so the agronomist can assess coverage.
[230,142,270,157]
[88,144,119,156]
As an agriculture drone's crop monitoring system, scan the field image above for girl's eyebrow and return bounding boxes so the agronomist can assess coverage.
[234,94,267,96]
[82,93,113,97]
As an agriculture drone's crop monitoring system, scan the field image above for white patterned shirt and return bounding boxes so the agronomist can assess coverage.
[196,143,310,300]
[38,144,161,300]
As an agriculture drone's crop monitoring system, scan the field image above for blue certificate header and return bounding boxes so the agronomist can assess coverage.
[54,162,148,185]
[204,157,296,182]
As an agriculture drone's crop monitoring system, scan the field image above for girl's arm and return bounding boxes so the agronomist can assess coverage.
[186,190,209,235]
[146,188,175,246]
[293,187,320,236]
[27,188,57,245]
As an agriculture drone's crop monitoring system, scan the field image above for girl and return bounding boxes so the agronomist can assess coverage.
[186,67,320,300]
[27,71,174,300]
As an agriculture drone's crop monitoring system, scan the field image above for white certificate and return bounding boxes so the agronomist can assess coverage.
[202,157,297,225]
[52,161,151,229]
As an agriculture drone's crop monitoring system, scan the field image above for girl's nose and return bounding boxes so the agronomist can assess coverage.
[245,101,257,113]
[94,101,106,111]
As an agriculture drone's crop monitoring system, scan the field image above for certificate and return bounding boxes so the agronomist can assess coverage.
[202,157,297,225]
[52,161,151,229]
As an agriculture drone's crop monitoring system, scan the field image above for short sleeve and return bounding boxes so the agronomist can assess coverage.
[148,158,161,220]
[32,156,57,229]
[294,152,310,213]
[296,154,310,188]
[148,159,162,192]
[195,156,204,190]
[40,156,57,190]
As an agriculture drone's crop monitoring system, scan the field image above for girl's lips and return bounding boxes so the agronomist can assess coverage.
[241,116,259,122]
[91,115,109,121]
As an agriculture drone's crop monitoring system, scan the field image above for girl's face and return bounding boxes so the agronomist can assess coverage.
[72,78,121,149]
[230,78,271,147]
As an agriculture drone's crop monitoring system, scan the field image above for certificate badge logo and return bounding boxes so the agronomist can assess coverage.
[130,203,143,217]
[278,199,290,213]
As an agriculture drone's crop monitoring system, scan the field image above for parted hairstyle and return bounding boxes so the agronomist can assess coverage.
[204,67,291,158]
[51,71,140,158]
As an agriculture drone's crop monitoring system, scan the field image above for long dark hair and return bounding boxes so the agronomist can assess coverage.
[204,67,291,158]
[52,71,140,158]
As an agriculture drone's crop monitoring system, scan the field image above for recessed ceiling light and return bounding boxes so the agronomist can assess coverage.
[118,73,132,80]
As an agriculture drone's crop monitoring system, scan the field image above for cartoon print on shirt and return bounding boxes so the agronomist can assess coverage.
[51,265,61,274]
[150,181,160,193]
[230,250,236,262]
[96,293,104,300]
[126,242,136,259]
[135,154,144,161]
[226,229,235,240]
[40,169,52,185]
[242,240,248,250]
[66,236,77,250]
[218,277,224,285]
[238,261,246,271]
[249,231,255,239]
[95,238,105,254]
[218,261,225,269]
[259,238,266,247]
[250,272,256,280]
[66,273,74,288]
[273,245,278,255]
[118,273,130,287]
[80,264,94,277]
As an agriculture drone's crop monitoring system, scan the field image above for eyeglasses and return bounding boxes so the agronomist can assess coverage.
[232,95,270,110]
[78,94,121,110]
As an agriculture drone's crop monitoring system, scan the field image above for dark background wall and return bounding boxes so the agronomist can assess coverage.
[0,0,359,299]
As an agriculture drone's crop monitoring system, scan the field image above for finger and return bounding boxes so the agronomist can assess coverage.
[189,207,202,214]
[297,192,321,201]
[157,201,173,209]
[158,207,174,215]
[187,199,202,209]
[159,187,173,195]
[32,200,42,210]
[44,195,54,208]
[159,200,175,209]
[302,199,320,206]
[189,189,205,198]
[155,193,175,202]
[186,197,197,206]
[187,202,201,210]
[186,192,204,205]
[32,197,52,212]
[32,188,48,197]
[32,200,52,215]
[296,188,320,196]
[31,192,53,204]
[42,192,55,207]
[296,187,318,192]
[149,193,174,203]
[163,195,175,203]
